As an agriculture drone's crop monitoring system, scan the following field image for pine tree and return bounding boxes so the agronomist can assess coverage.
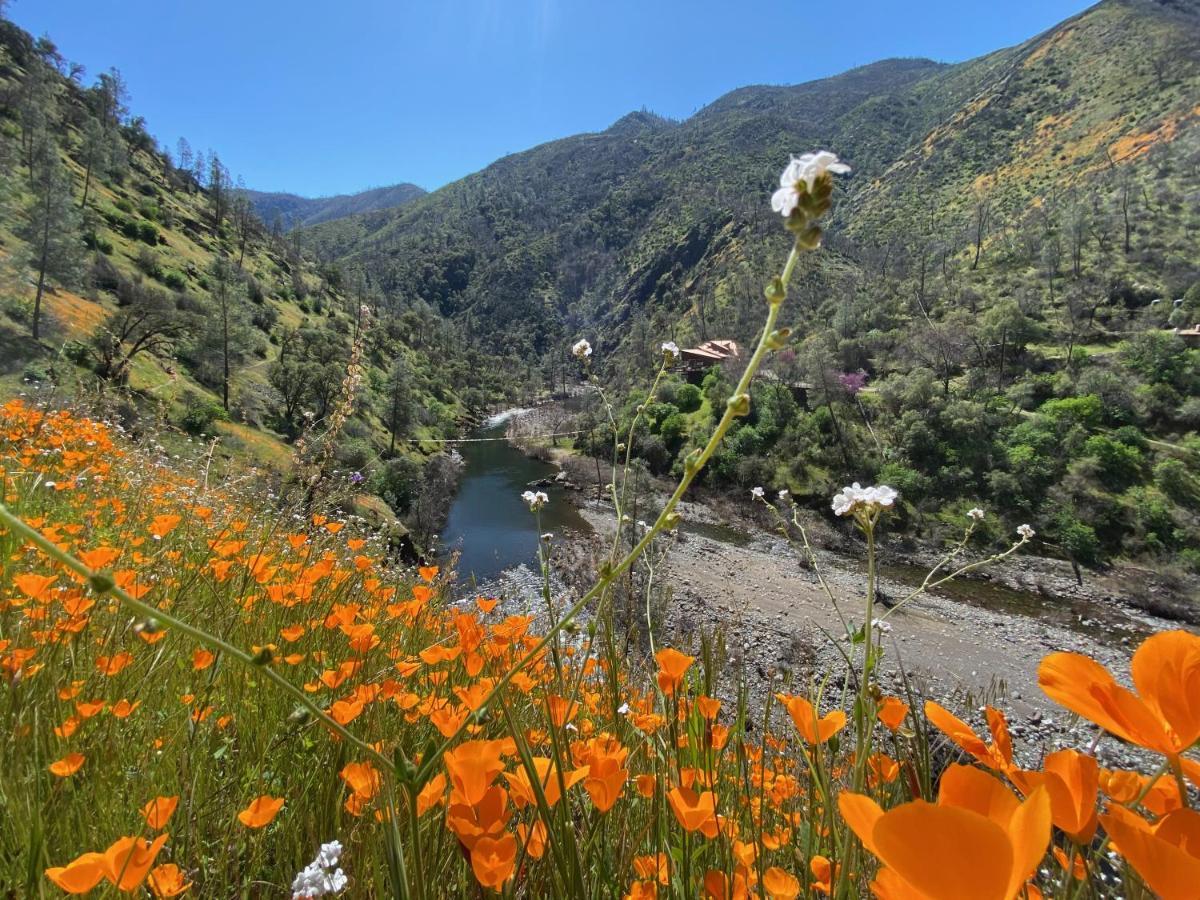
[19,140,84,342]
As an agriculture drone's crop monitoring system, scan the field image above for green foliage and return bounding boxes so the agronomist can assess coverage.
[178,396,228,435]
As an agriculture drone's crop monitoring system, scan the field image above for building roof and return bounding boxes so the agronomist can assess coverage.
[681,339,740,362]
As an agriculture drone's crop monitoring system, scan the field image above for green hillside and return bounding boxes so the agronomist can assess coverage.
[302,0,1200,573]
[245,182,426,231]
[0,18,511,543]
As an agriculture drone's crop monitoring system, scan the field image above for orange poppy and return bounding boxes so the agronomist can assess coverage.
[655,648,694,695]
[504,757,589,808]
[45,853,107,894]
[583,751,629,813]
[470,832,516,889]
[237,795,284,828]
[1100,805,1200,900]
[192,649,215,671]
[1039,630,1200,757]
[924,701,1012,770]
[775,693,845,745]
[1011,749,1098,843]
[103,833,170,891]
[667,786,719,838]
[443,739,509,806]
[877,696,910,731]
[49,752,86,777]
[762,866,801,899]
[446,784,510,850]
[840,766,1051,900]
[147,863,192,897]
[142,796,180,830]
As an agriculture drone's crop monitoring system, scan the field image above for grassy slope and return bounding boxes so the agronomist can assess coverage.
[0,22,493,509]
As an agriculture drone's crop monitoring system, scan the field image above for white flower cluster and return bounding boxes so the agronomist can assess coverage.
[771,151,851,217]
[572,339,592,360]
[831,482,898,517]
[1017,523,1036,540]
[661,341,680,361]
[292,841,348,899]
[522,490,549,511]
[967,507,985,521]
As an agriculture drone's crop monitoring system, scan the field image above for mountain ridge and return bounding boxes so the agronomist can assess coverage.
[246,182,426,230]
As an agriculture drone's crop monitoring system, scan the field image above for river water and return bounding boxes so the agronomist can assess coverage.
[439,411,591,584]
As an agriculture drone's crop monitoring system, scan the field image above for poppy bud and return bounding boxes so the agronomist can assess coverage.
[89,573,115,594]
[251,647,273,666]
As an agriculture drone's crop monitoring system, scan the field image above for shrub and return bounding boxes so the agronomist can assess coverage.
[178,397,228,435]
[675,382,702,413]
[1082,435,1143,490]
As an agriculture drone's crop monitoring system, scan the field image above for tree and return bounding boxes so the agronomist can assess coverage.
[17,57,54,177]
[78,117,110,209]
[93,68,129,130]
[970,188,993,270]
[209,153,230,233]
[201,256,254,410]
[89,283,191,383]
[383,357,413,454]
[230,186,259,268]
[18,141,84,341]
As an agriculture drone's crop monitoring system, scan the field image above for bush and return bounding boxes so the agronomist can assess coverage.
[137,221,159,245]
[163,270,187,291]
[1081,435,1143,490]
[179,398,229,436]
[675,383,702,413]
[1052,510,1100,565]
[374,456,423,514]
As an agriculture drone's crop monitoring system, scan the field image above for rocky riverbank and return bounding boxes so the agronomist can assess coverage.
[467,405,1194,771]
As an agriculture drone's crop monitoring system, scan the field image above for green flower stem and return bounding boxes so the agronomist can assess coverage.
[413,240,803,788]
[0,501,393,773]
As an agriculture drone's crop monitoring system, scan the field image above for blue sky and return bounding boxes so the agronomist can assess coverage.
[12,1,1092,196]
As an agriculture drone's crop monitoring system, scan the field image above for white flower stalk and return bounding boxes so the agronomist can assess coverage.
[750,486,765,499]
[661,341,680,362]
[1017,523,1036,540]
[571,339,592,360]
[771,151,851,216]
[522,490,549,511]
[967,507,985,521]
[292,840,348,899]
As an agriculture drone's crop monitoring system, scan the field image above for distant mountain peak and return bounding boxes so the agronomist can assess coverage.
[246,182,426,230]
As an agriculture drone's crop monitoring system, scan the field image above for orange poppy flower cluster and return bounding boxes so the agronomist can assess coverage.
[4,397,1198,898]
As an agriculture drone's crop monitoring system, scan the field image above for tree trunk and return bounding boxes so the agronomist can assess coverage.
[221,294,230,410]
[32,259,47,342]
[80,156,93,209]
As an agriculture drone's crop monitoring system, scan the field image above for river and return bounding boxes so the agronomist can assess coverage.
[438,411,591,584]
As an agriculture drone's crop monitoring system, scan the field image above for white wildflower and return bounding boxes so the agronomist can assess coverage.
[831,482,898,518]
[292,840,348,899]
[777,489,790,502]
[616,702,631,715]
[571,339,592,360]
[750,486,765,499]
[771,151,851,216]
[967,507,985,521]
[871,617,892,634]
[661,341,680,360]
[521,490,549,511]
[1017,523,1036,540]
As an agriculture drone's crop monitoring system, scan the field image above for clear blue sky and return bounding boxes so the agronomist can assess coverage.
[12,0,1092,196]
